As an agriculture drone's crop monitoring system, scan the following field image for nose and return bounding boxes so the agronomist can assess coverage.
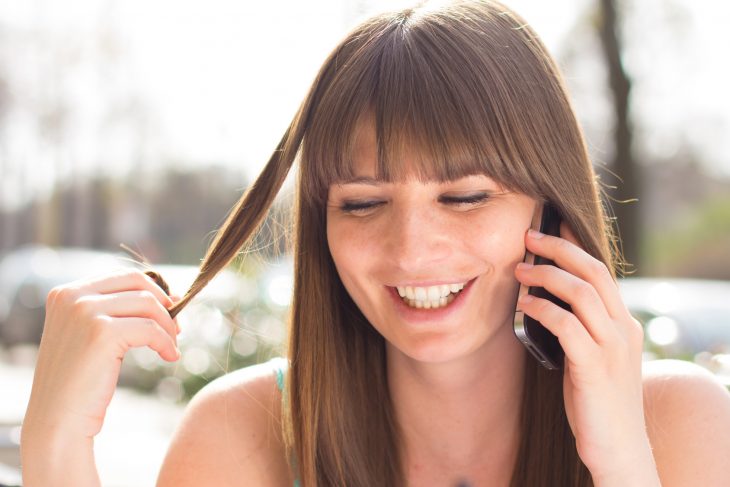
[385,203,453,274]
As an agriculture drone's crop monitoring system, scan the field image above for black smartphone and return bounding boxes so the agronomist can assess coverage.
[513,202,571,370]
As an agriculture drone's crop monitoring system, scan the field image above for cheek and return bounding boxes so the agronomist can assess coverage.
[328,220,372,264]
[327,219,378,293]
[463,215,527,269]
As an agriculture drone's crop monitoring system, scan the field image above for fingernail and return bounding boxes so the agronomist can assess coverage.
[175,346,181,359]
[528,229,544,239]
[517,262,533,270]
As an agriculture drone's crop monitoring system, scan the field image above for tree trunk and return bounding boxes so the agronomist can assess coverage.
[598,0,640,275]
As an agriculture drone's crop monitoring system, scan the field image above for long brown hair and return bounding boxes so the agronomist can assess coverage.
[168,1,622,485]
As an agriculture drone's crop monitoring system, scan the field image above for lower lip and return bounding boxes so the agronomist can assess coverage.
[387,277,478,325]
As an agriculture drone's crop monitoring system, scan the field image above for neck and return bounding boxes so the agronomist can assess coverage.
[387,323,527,485]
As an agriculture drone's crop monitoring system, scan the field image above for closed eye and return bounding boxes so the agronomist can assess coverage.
[339,200,385,214]
[339,193,490,215]
[440,193,490,206]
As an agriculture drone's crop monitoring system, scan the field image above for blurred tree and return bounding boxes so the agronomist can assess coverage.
[0,163,294,270]
[597,0,640,274]
[645,192,730,278]
[149,167,245,263]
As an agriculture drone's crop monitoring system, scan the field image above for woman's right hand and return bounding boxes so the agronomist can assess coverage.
[22,269,181,441]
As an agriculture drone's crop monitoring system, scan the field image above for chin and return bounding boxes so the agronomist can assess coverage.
[387,313,517,365]
[389,334,476,364]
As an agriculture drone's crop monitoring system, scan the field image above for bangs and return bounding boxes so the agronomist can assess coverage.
[299,4,574,206]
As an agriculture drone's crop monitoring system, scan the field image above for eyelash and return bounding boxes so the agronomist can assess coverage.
[339,193,490,214]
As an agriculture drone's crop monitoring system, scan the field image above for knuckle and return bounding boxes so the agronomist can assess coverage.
[72,296,96,317]
[589,259,611,279]
[572,281,595,301]
[143,317,159,330]
[138,290,157,303]
[52,285,79,304]
[555,237,571,253]
[122,268,151,286]
[87,316,112,341]
[534,299,555,320]
[628,317,645,341]
[46,286,61,306]
[531,297,549,313]
[557,313,575,333]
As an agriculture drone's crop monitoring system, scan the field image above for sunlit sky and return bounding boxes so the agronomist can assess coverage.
[0,0,728,209]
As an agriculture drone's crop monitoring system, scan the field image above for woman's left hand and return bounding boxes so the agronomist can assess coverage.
[514,223,657,483]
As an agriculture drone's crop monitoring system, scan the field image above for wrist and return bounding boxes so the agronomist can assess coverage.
[21,423,100,487]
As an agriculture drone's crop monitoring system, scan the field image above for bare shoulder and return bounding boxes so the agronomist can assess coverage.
[156,358,293,487]
[642,359,730,486]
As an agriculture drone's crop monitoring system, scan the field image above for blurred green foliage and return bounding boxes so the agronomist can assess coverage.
[643,194,730,278]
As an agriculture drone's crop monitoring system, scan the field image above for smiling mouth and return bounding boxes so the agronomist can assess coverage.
[392,278,475,310]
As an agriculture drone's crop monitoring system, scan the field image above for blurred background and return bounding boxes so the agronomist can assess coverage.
[0,0,729,485]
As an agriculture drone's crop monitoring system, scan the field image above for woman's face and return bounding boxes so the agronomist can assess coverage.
[326,129,538,363]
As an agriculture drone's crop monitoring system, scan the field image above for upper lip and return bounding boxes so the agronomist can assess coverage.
[389,276,476,288]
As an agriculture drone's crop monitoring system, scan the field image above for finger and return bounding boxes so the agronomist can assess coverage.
[517,293,598,366]
[525,227,626,320]
[515,263,617,345]
[168,295,183,333]
[82,291,178,344]
[110,316,180,362]
[559,221,582,249]
[83,270,174,309]
[144,270,170,296]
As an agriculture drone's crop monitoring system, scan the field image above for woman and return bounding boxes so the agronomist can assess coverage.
[20,1,730,486]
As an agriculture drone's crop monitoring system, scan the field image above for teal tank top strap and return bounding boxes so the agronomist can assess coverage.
[268,357,301,487]
[270,356,288,392]
[275,365,285,392]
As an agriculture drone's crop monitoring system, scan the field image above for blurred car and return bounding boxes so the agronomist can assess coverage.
[0,245,291,398]
[0,245,260,346]
[618,277,730,385]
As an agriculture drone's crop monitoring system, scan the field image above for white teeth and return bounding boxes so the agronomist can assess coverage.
[405,286,414,299]
[395,280,469,310]
[449,283,464,293]
[398,282,466,300]
[427,286,441,301]
[401,293,458,310]
[396,283,466,309]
